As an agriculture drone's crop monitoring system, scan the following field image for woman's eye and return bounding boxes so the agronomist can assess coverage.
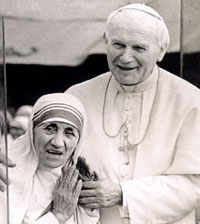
[64,128,75,137]
[44,124,57,133]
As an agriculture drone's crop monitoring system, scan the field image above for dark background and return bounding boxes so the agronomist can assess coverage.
[6,52,200,113]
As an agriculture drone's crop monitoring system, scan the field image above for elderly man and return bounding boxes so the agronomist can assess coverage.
[66,3,200,224]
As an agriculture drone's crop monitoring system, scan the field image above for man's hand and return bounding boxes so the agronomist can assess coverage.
[52,165,82,224]
[0,151,15,192]
[79,180,122,209]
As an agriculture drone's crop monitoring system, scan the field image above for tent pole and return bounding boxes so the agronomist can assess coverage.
[2,16,10,224]
[180,0,184,78]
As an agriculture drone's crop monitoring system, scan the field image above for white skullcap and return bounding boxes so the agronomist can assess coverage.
[107,3,164,24]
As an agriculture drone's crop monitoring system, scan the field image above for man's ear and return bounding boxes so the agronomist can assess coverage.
[157,42,168,62]
[103,32,108,45]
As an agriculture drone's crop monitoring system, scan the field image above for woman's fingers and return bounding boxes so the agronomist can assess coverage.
[59,166,80,193]
[74,179,82,196]
[70,169,79,189]
[62,165,75,182]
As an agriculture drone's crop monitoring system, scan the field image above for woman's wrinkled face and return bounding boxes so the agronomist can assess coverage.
[33,121,79,169]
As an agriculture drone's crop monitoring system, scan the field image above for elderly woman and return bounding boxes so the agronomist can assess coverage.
[0,93,99,224]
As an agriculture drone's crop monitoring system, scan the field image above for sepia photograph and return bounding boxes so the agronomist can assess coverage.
[0,0,200,223]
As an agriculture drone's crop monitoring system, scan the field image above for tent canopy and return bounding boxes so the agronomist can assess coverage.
[0,0,200,65]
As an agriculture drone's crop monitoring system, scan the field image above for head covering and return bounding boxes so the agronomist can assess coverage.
[32,94,84,136]
[107,3,164,23]
[0,93,86,224]
[15,105,33,117]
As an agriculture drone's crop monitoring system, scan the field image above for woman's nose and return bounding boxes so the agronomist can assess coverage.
[51,133,65,148]
[120,48,133,63]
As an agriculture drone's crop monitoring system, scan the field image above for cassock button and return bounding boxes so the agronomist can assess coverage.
[121,172,126,178]
[125,120,131,124]
[127,94,133,98]
[125,107,131,111]
[122,160,129,165]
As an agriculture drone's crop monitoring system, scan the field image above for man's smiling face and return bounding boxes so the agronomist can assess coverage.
[105,10,165,85]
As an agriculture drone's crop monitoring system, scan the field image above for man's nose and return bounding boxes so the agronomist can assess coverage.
[120,48,134,63]
[51,133,65,148]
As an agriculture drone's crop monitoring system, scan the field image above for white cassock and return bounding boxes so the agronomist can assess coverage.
[66,65,200,224]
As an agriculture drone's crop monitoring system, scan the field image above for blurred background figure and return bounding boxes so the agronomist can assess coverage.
[15,105,33,118]
[9,115,29,141]
[8,105,32,141]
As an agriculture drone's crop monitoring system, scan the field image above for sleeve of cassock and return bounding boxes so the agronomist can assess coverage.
[120,106,200,223]
[121,175,199,223]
